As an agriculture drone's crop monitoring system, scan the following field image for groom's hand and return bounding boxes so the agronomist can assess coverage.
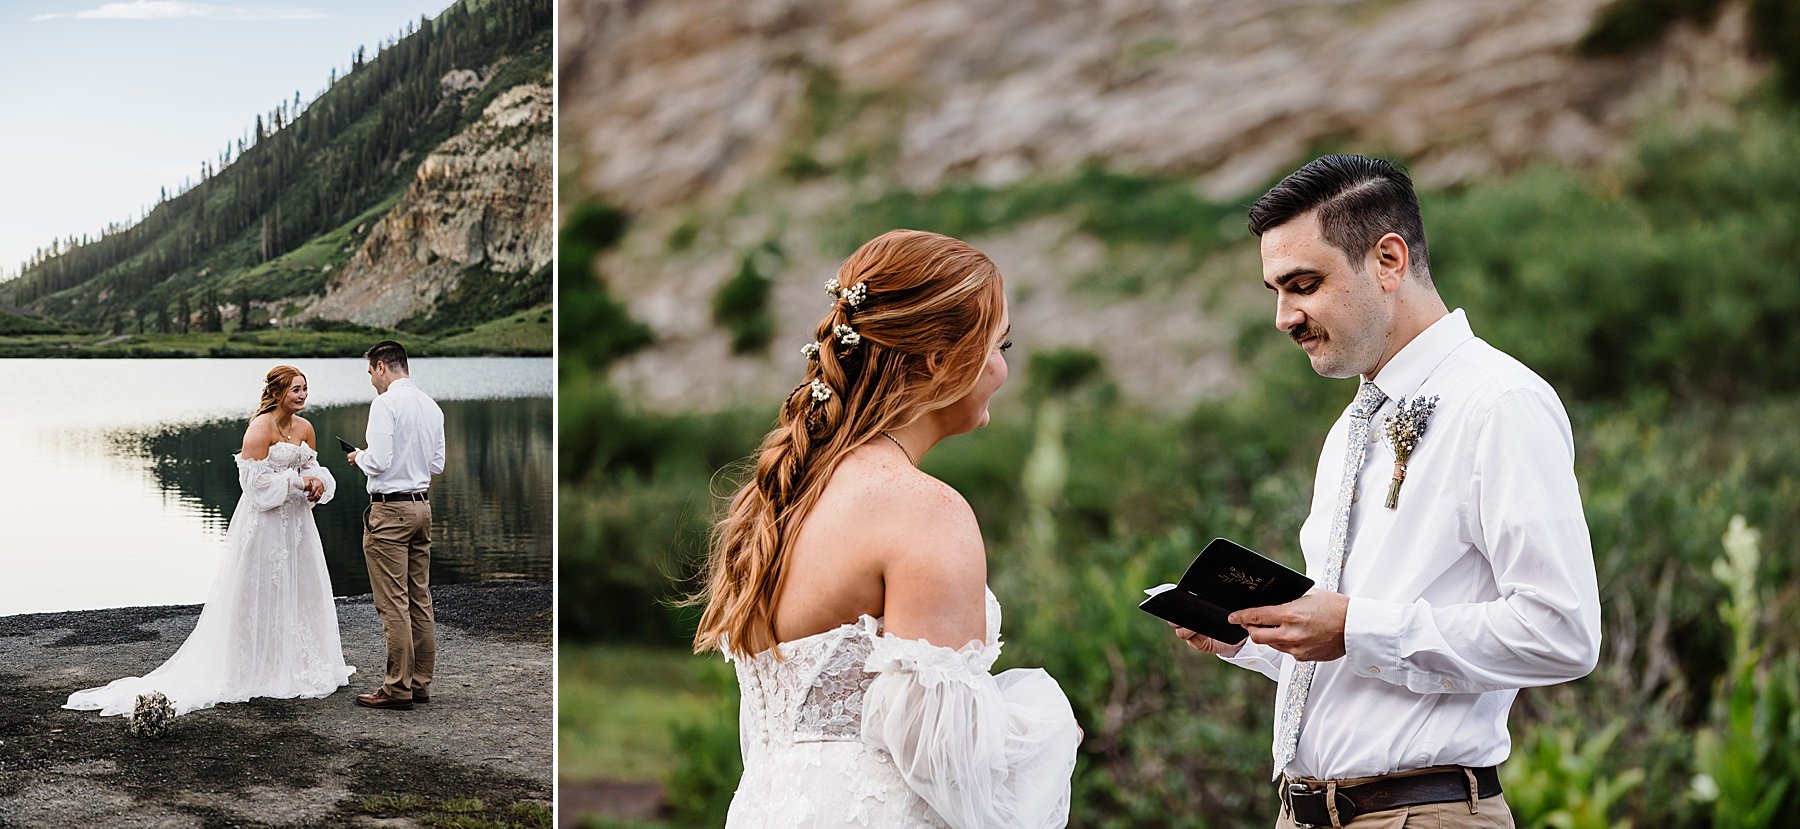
[347,450,359,465]
[1230,590,1350,662]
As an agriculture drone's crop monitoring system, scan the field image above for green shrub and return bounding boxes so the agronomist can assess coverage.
[560,201,652,371]
[713,252,776,355]
[1503,721,1645,829]
[663,661,743,827]
[1430,101,1800,401]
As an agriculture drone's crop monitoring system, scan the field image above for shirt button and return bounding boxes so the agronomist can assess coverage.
[1442,680,1454,690]
[1368,666,1381,674]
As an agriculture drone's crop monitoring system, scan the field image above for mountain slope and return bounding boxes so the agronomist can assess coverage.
[0,0,552,344]
[558,0,1768,410]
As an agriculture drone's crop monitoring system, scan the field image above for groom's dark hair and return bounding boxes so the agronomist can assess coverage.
[1247,154,1431,281]
[366,340,409,373]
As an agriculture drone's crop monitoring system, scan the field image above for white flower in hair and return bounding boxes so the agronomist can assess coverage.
[841,282,868,307]
[810,380,832,402]
[801,342,821,360]
[834,324,861,346]
[823,278,842,297]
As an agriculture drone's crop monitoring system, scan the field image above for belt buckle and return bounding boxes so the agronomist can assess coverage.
[1286,781,1321,829]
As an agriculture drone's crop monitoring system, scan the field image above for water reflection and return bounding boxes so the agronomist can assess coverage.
[0,358,551,614]
[119,398,553,598]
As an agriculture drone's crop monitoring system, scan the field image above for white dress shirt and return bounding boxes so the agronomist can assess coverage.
[1223,309,1602,779]
[354,377,446,494]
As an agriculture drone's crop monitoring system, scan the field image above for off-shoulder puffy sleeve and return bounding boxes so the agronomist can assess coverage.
[235,454,304,511]
[860,628,1080,829]
[297,452,336,507]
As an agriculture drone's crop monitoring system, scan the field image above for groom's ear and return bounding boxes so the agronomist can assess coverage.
[1370,233,1410,293]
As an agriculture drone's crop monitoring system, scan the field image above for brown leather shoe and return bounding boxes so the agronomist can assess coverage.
[355,692,414,711]
[413,690,430,704]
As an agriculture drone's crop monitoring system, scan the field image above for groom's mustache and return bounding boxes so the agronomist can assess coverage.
[1290,324,1322,344]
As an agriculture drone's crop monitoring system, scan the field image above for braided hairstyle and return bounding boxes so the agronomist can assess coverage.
[693,229,1006,657]
[253,365,306,421]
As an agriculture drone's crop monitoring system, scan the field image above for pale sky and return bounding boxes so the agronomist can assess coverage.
[0,0,460,281]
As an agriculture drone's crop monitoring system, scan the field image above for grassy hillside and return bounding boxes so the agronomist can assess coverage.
[0,0,551,353]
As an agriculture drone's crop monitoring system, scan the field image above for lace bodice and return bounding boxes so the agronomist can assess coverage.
[731,589,1003,747]
[262,440,314,470]
[724,587,1075,828]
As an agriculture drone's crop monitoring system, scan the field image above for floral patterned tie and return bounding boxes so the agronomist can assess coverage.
[1273,380,1388,779]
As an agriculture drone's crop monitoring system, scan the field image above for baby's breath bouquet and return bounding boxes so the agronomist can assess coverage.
[1382,395,1440,509]
[127,691,176,738]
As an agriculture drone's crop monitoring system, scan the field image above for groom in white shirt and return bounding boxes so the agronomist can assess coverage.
[347,340,447,711]
[1173,155,1601,827]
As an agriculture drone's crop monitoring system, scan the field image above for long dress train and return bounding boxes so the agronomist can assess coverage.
[65,441,355,716]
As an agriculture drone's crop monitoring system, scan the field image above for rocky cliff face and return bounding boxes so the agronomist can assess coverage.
[304,79,553,328]
[560,0,1765,410]
[564,0,1758,209]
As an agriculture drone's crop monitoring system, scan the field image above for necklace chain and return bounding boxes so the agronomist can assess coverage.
[880,432,914,466]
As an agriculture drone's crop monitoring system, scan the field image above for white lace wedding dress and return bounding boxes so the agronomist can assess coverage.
[725,588,1080,828]
[65,442,355,717]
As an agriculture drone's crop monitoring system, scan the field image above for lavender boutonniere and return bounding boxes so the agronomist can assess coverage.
[1382,395,1440,509]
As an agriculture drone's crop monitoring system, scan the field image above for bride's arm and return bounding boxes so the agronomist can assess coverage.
[861,478,1080,829]
[295,419,336,507]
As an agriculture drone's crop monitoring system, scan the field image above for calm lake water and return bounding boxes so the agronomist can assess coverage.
[0,358,552,615]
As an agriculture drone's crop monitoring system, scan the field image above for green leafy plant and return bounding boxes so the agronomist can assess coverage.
[1502,720,1645,829]
[663,661,743,827]
[1689,517,1799,829]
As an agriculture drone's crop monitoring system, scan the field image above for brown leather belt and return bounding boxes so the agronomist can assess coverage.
[1282,765,1502,827]
[369,491,428,502]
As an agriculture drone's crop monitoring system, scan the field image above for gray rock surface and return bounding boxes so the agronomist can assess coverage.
[0,582,551,828]
[559,0,1765,412]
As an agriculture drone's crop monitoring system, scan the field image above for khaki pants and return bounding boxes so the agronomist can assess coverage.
[363,500,435,700]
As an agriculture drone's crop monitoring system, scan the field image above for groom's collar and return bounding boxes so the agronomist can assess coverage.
[1364,308,1473,402]
[387,377,416,392]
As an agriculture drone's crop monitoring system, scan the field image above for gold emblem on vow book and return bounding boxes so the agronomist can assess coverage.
[1220,566,1272,591]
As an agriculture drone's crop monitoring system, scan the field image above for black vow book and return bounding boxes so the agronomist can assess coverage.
[335,435,360,454]
[1139,537,1315,645]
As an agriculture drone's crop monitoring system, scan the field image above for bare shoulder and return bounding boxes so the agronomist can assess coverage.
[829,454,987,646]
[240,415,274,459]
[837,456,984,579]
[293,416,317,445]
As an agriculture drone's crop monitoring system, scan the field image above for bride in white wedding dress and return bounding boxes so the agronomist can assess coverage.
[66,365,355,717]
[693,230,1082,828]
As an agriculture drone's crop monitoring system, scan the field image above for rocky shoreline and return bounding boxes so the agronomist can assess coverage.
[0,581,551,828]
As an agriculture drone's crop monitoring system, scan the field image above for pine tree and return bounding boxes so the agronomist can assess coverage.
[237,286,255,331]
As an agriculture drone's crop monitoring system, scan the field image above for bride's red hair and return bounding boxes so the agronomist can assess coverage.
[253,365,305,420]
[692,229,1005,657]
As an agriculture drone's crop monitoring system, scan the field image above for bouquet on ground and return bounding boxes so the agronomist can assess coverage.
[127,691,175,738]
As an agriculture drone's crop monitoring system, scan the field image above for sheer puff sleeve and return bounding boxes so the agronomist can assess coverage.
[860,626,1080,829]
[236,454,300,511]
[233,450,334,511]
[297,451,336,508]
